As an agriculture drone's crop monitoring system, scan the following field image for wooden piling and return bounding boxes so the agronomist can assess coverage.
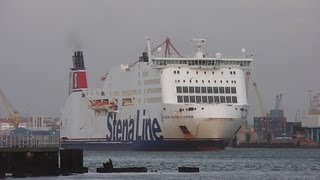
[60,149,88,174]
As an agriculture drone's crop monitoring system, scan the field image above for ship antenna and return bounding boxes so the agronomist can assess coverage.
[147,38,151,62]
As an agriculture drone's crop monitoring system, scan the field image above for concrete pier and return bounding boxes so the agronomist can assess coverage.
[0,128,60,177]
[0,147,59,177]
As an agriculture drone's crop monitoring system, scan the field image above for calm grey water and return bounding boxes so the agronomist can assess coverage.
[53,148,320,179]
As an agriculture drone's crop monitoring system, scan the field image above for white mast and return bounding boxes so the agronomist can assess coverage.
[147,38,151,62]
[192,38,206,58]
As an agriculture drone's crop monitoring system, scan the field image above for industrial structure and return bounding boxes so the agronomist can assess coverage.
[253,93,292,143]
[235,86,320,148]
[235,83,300,147]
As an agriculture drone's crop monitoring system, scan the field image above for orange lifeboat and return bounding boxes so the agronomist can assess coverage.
[91,101,109,111]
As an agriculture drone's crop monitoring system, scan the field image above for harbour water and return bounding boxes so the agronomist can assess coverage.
[58,148,320,179]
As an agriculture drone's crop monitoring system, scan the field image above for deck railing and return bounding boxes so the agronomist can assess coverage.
[0,135,60,148]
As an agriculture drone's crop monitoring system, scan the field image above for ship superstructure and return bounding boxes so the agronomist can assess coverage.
[60,38,253,150]
[301,93,320,143]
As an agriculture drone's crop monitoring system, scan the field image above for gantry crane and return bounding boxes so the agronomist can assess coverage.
[0,89,20,128]
[274,93,283,110]
[253,82,267,117]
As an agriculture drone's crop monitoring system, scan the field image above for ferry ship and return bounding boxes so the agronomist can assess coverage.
[60,38,253,151]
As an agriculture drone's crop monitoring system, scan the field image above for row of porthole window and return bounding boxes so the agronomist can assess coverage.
[175,79,237,84]
[177,95,238,104]
[173,70,236,75]
[177,86,237,94]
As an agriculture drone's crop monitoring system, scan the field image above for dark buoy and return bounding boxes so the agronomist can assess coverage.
[103,159,113,169]
[97,159,147,173]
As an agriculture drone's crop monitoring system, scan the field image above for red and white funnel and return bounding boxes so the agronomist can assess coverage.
[69,51,88,94]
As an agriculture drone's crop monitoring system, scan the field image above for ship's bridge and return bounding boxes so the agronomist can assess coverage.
[149,38,252,70]
[151,58,253,70]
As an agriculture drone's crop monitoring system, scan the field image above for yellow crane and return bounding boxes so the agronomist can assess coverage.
[0,89,20,128]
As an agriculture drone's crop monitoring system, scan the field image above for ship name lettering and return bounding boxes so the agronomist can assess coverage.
[106,110,163,141]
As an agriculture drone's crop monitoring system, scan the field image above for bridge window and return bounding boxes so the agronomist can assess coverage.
[176,86,182,93]
[214,96,220,103]
[226,96,232,103]
[190,96,195,103]
[208,96,214,103]
[183,86,188,93]
[196,96,201,103]
[225,87,231,94]
[195,87,201,93]
[189,86,195,93]
[202,96,208,103]
[220,96,226,103]
[213,87,219,93]
[232,96,238,103]
[219,87,225,94]
[231,87,237,94]
[190,96,196,103]
[184,96,189,103]
[201,87,207,93]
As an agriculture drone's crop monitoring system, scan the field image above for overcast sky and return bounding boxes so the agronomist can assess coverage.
[0,0,319,124]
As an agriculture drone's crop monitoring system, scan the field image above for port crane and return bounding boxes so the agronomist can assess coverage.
[253,82,267,117]
[0,89,20,128]
[274,93,283,110]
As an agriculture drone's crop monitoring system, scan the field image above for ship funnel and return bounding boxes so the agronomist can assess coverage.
[69,51,88,94]
[72,51,85,70]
